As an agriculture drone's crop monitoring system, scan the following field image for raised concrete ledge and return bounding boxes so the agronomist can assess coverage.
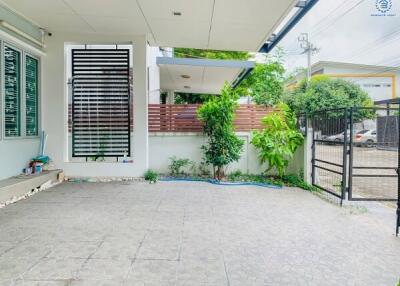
[0,170,62,204]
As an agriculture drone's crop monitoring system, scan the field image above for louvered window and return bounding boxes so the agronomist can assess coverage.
[25,55,39,136]
[71,49,131,158]
[4,45,21,137]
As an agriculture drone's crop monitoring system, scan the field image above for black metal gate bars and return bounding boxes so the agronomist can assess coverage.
[310,106,400,236]
[71,49,131,159]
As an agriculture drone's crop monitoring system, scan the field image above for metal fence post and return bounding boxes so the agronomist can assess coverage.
[341,108,349,204]
[311,115,316,186]
[397,104,400,236]
[348,107,354,201]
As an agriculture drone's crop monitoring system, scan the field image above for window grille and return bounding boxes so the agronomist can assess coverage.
[4,45,21,137]
[25,55,39,136]
[71,49,131,158]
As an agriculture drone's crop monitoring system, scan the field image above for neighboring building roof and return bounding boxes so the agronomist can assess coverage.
[287,61,400,85]
[311,61,400,73]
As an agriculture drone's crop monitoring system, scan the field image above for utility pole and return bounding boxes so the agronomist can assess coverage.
[298,33,319,81]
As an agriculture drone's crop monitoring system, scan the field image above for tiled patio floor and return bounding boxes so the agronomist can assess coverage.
[0,181,399,286]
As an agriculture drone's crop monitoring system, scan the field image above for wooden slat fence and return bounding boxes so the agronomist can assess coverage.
[148,104,273,132]
[68,104,273,133]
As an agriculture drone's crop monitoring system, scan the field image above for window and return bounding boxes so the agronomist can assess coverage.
[25,55,39,136]
[1,42,40,139]
[4,45,21,137]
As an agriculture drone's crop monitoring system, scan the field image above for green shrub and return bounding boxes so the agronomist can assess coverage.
[144,169,158,183]
[197,160,211,177]
[251,103,304,177]
[168,156,195,176]
[283,75,373,120]
[197,83,244,179]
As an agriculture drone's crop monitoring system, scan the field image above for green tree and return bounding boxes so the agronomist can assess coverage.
[251,103,304,177]
[197,83,244,179]
[174,93,213,104]
[237,50,285,106]
[283,75,373,118]
[174,48,249,60]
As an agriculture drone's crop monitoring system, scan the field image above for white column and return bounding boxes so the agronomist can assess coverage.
[166,90,175,104]
[304,125,313,184]
[132,37,149,173]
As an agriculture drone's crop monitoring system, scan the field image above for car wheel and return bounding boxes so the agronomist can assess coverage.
[365,139,374,148]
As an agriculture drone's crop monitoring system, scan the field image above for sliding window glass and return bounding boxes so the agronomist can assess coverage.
[25,55,39,136]
[4,45,21,137]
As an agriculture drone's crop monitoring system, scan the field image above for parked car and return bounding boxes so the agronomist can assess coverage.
[324,129,377,147]
[354,129,377,147]
[325,130,352,143]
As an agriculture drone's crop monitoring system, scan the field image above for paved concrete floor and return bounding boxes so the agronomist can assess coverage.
[0,181,399,286]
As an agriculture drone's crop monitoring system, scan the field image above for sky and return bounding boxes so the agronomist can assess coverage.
[275,0,400,73]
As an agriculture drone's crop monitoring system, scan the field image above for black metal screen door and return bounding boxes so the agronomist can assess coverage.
[311,109,348,201]
[71,49,131,158]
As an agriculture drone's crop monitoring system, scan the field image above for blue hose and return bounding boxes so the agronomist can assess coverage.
[160,177,282,189]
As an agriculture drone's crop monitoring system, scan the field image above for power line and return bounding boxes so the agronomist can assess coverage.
[311,0,366,38]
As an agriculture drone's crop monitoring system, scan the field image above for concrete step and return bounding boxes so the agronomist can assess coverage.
[0,170,62,205]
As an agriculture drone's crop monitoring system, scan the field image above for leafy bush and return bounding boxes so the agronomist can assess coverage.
[283,75,373,120]
[197,160,211,177]
[168,156,195,176]
[237,51,285,106]
[197,83,244,179]
[226,172,317,192]
[251,103,304,177]
[227,172,284,187]
[144,169,158,183]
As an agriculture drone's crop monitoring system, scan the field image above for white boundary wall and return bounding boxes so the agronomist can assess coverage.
[149,132,305,176]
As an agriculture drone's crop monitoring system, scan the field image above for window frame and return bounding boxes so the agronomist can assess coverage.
[24,52,41,138]
[0,40,41,140]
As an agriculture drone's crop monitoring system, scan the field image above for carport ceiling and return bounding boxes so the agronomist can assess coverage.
[0,0,297,52]
[158,57,254,94]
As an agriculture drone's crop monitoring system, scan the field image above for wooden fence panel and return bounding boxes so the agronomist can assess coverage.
[69,104,273,133]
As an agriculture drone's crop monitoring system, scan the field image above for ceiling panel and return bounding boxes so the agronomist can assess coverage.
[1,0,297,52]
[82,15,149,35]
[137,0,214,22]
[212,0,295,26]
[210,0,296,51]
[150,19,209,49]
[208,23,266,51]
[2,0,73,15]
[64,0,142,18]
[35,13,94,33]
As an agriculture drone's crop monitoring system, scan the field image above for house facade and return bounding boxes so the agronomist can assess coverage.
[0,0,314,181]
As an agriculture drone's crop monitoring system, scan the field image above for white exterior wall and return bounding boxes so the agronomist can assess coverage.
[42,33,149,178]
[323,66,399,101]
[147,46,161,104]
[149,132,264,174]
[0,139,40,180]
[149,132,304,176]
[0,31,42,180]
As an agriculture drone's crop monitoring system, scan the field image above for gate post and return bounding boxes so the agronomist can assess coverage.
[311,116,316,186]
[341,109,349,203]
[397,104,400,236]
[304,117,313,184]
